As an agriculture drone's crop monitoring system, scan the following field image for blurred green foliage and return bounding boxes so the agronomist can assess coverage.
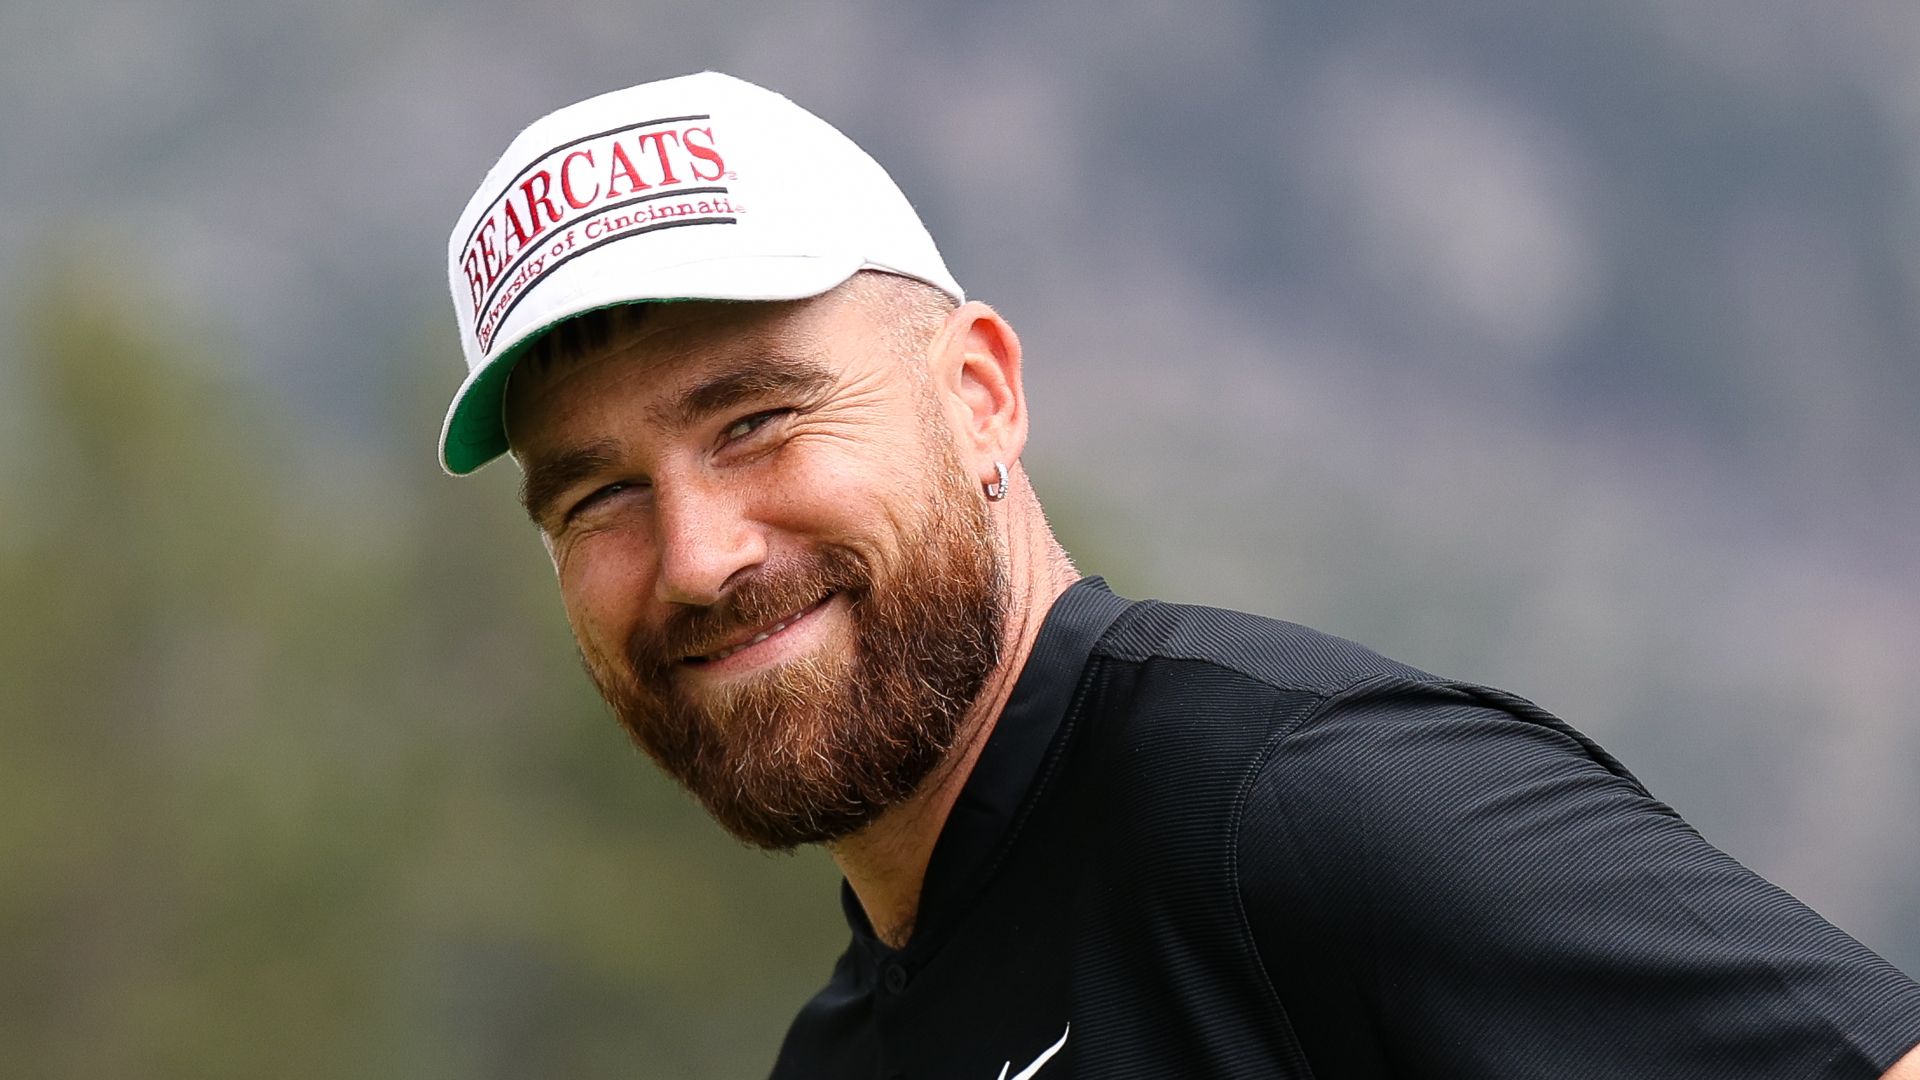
[1,256,849,1078]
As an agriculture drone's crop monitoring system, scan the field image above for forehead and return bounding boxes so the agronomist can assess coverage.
[503,292,879,453]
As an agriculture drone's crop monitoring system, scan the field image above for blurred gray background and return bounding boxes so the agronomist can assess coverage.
[2,1,1916,1076]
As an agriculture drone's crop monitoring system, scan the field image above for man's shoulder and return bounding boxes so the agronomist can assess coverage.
[1077,593,1627,791]
[1066,595,1484,807]
[1090,594,1437,700]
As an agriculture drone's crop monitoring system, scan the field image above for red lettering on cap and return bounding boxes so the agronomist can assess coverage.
[520,172,562,234]
[560,149,599,209]
[634,130,683,186]
[463,250,486,316]
[502,198,537,250]
[459,116,746,345]
[477,220,502,288]
[683,127,724,181]
[605,142,650,198]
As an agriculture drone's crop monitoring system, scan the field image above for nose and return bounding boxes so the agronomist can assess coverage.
[651,477,767,607]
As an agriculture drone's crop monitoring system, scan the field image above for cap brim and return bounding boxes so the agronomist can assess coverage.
[437,253,868,476]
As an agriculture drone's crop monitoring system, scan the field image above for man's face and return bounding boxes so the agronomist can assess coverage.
[504,288,1006,850]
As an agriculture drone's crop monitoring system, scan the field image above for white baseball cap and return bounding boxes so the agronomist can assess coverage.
[439,71,964,475]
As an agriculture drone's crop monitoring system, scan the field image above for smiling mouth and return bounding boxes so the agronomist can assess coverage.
[683,593,834,665]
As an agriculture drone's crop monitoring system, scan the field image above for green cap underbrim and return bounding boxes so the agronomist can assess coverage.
[440,335,534,476]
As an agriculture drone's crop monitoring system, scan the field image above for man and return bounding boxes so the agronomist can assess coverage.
[441,72,1920,1078]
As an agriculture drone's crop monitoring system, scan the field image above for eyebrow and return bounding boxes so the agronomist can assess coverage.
[653,351,837,435]
[516,352,840,527]
[518,436,622,526]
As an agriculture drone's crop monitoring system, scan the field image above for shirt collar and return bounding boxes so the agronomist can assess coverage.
[839,576,1134,953]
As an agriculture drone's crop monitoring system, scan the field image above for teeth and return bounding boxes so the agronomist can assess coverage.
[703,608,807,662]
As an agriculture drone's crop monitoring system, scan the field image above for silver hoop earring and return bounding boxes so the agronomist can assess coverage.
[984,461,1010,502]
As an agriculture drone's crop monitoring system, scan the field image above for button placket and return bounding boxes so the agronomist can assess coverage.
[881,961,909,994]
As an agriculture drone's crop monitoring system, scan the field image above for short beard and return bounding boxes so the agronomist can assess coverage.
[584,456,1006,851]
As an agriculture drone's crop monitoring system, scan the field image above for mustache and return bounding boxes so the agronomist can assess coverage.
[627,547,873,670]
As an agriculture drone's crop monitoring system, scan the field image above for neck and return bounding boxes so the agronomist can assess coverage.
[828,482,1077,948]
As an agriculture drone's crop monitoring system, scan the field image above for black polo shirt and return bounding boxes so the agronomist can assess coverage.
[770,578,1920,1079]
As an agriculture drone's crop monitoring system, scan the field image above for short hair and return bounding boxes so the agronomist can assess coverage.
[838,270,960,363]
[517,301,650,383]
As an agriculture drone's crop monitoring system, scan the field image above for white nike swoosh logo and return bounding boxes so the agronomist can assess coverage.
[995,1023,1070,1080]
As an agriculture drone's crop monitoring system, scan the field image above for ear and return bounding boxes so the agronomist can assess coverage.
[928,302,1028,484]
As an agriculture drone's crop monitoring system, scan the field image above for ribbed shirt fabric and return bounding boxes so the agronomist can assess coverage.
[770,578,1920,1079]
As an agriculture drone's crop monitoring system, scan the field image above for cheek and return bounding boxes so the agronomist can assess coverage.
[761,439,937,545]
[555,531,655,655]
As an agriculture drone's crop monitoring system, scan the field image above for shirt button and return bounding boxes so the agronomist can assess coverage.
[882,962,909,993]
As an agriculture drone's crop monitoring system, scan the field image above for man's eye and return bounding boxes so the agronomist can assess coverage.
[566,481,636,521]
[723,410,787,443]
